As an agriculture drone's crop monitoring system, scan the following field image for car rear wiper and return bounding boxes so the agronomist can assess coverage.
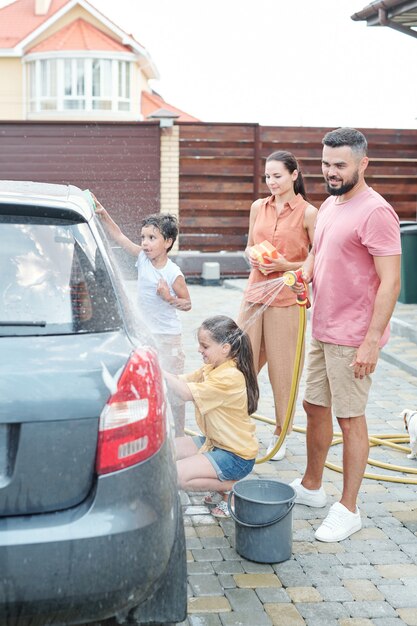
[0,321,47,327]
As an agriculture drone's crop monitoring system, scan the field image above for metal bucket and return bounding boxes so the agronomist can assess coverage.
[228,479,296,563]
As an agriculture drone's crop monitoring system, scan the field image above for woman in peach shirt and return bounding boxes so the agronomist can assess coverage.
[238,151,317,460]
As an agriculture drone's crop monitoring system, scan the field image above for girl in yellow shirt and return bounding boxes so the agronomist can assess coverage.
[164,315,259,518]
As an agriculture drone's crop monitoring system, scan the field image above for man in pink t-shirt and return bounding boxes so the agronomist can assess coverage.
[290,128,401,543]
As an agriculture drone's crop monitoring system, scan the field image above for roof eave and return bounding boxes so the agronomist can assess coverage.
[351,0,411,21]
[0,49,21,56]
[79,0,159,78]
[351,0,417,39]
[16,0,78,53]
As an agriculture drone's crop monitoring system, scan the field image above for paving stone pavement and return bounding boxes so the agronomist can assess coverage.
[126,279,417,626]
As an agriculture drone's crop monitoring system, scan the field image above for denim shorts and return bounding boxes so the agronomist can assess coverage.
[193,436,256,482]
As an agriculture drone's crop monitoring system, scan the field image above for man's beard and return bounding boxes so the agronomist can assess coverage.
[326,171,359,196]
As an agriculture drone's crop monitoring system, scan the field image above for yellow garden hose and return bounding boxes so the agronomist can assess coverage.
[251,298,417,483]
[253,415,417,484]
[185,280,417,484]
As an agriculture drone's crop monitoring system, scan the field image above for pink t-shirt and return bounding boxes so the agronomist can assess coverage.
[312,187,401,348]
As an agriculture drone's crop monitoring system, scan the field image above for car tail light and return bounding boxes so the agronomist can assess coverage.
[96,347,166,474]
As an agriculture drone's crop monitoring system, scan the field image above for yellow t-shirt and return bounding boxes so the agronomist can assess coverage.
[182,359,258,460]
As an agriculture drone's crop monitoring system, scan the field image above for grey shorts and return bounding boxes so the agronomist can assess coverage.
[304,338,373,418]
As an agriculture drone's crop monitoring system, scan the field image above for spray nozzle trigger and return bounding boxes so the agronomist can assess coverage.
[283,270,310,308]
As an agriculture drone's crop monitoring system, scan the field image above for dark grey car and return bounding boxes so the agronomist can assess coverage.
[0,181,187,626]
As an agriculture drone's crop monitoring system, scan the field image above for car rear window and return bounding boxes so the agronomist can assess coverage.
[0,214,122,336]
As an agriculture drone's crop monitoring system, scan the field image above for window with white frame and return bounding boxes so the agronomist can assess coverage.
[28,57,132,114]
[38,58,58,110]
[92,59,112,110]
[64,59,85,109]
[118,60,130,111]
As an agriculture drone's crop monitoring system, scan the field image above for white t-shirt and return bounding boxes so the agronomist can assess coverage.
[136,252,183,335]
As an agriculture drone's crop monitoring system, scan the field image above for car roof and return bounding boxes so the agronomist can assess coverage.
[0,180,93,221]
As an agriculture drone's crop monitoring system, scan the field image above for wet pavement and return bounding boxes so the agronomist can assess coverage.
[126,278,417,626]
[170,279,417,626]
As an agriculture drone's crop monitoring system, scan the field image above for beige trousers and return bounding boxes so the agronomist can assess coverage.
[238,302,305,433]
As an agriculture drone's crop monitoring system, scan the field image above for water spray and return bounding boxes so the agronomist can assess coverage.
[223,268,310,461]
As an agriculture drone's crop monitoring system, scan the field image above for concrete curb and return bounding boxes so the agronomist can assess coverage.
[390,316,417,345]
[380,349,417,377]
[223,279,246,292]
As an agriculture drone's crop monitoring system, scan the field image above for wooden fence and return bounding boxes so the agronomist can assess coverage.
[1,121,416,255]
[0,121,160,243]
[179,123,417,251]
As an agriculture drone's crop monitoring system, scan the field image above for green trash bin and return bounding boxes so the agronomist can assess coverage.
[398,223,417,304]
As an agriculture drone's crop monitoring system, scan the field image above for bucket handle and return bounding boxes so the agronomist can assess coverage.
[227,491,295,529]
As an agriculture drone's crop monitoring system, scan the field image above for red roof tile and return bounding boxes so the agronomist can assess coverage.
[0,0,70,48]
[141,91,200,122]
[27,17,129,52]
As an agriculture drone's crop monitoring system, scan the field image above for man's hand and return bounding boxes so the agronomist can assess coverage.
[350,339,379,379]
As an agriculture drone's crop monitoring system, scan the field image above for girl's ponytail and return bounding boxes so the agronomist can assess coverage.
[232,331,259,415]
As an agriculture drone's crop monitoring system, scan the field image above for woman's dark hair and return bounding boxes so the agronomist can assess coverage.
[141,213,178,252]
[266,150,307,200]
[200,315,259,415]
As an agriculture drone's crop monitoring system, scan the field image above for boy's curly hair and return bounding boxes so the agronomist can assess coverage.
[141,213,178,252]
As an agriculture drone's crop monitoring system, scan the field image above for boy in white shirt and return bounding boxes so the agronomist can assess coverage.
[95,198,191,436]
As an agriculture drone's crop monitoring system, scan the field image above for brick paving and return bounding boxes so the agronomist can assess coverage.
[125,278,417,625]
[168,280,417,626]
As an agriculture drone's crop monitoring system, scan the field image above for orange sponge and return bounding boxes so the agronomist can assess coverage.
[250,240,279,275]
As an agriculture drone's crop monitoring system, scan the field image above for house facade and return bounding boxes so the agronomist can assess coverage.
[0,0,198,121]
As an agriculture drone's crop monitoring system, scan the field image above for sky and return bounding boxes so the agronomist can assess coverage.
[95,0,417,129]
[2,0,417,128]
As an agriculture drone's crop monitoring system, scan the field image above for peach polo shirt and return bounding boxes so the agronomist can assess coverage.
[244,194,311,307]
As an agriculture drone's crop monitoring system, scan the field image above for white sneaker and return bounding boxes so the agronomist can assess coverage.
[315,502,362,542]
[266,436,286,461]
[290,478,327,508]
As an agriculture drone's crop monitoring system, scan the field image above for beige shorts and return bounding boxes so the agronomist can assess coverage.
[304,338,373,418]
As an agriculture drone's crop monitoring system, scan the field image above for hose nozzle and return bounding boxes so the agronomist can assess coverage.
[283,269,310,308]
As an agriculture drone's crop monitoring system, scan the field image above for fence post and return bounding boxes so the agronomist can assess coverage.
[253,123,260,202]
[160,123,180,251]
